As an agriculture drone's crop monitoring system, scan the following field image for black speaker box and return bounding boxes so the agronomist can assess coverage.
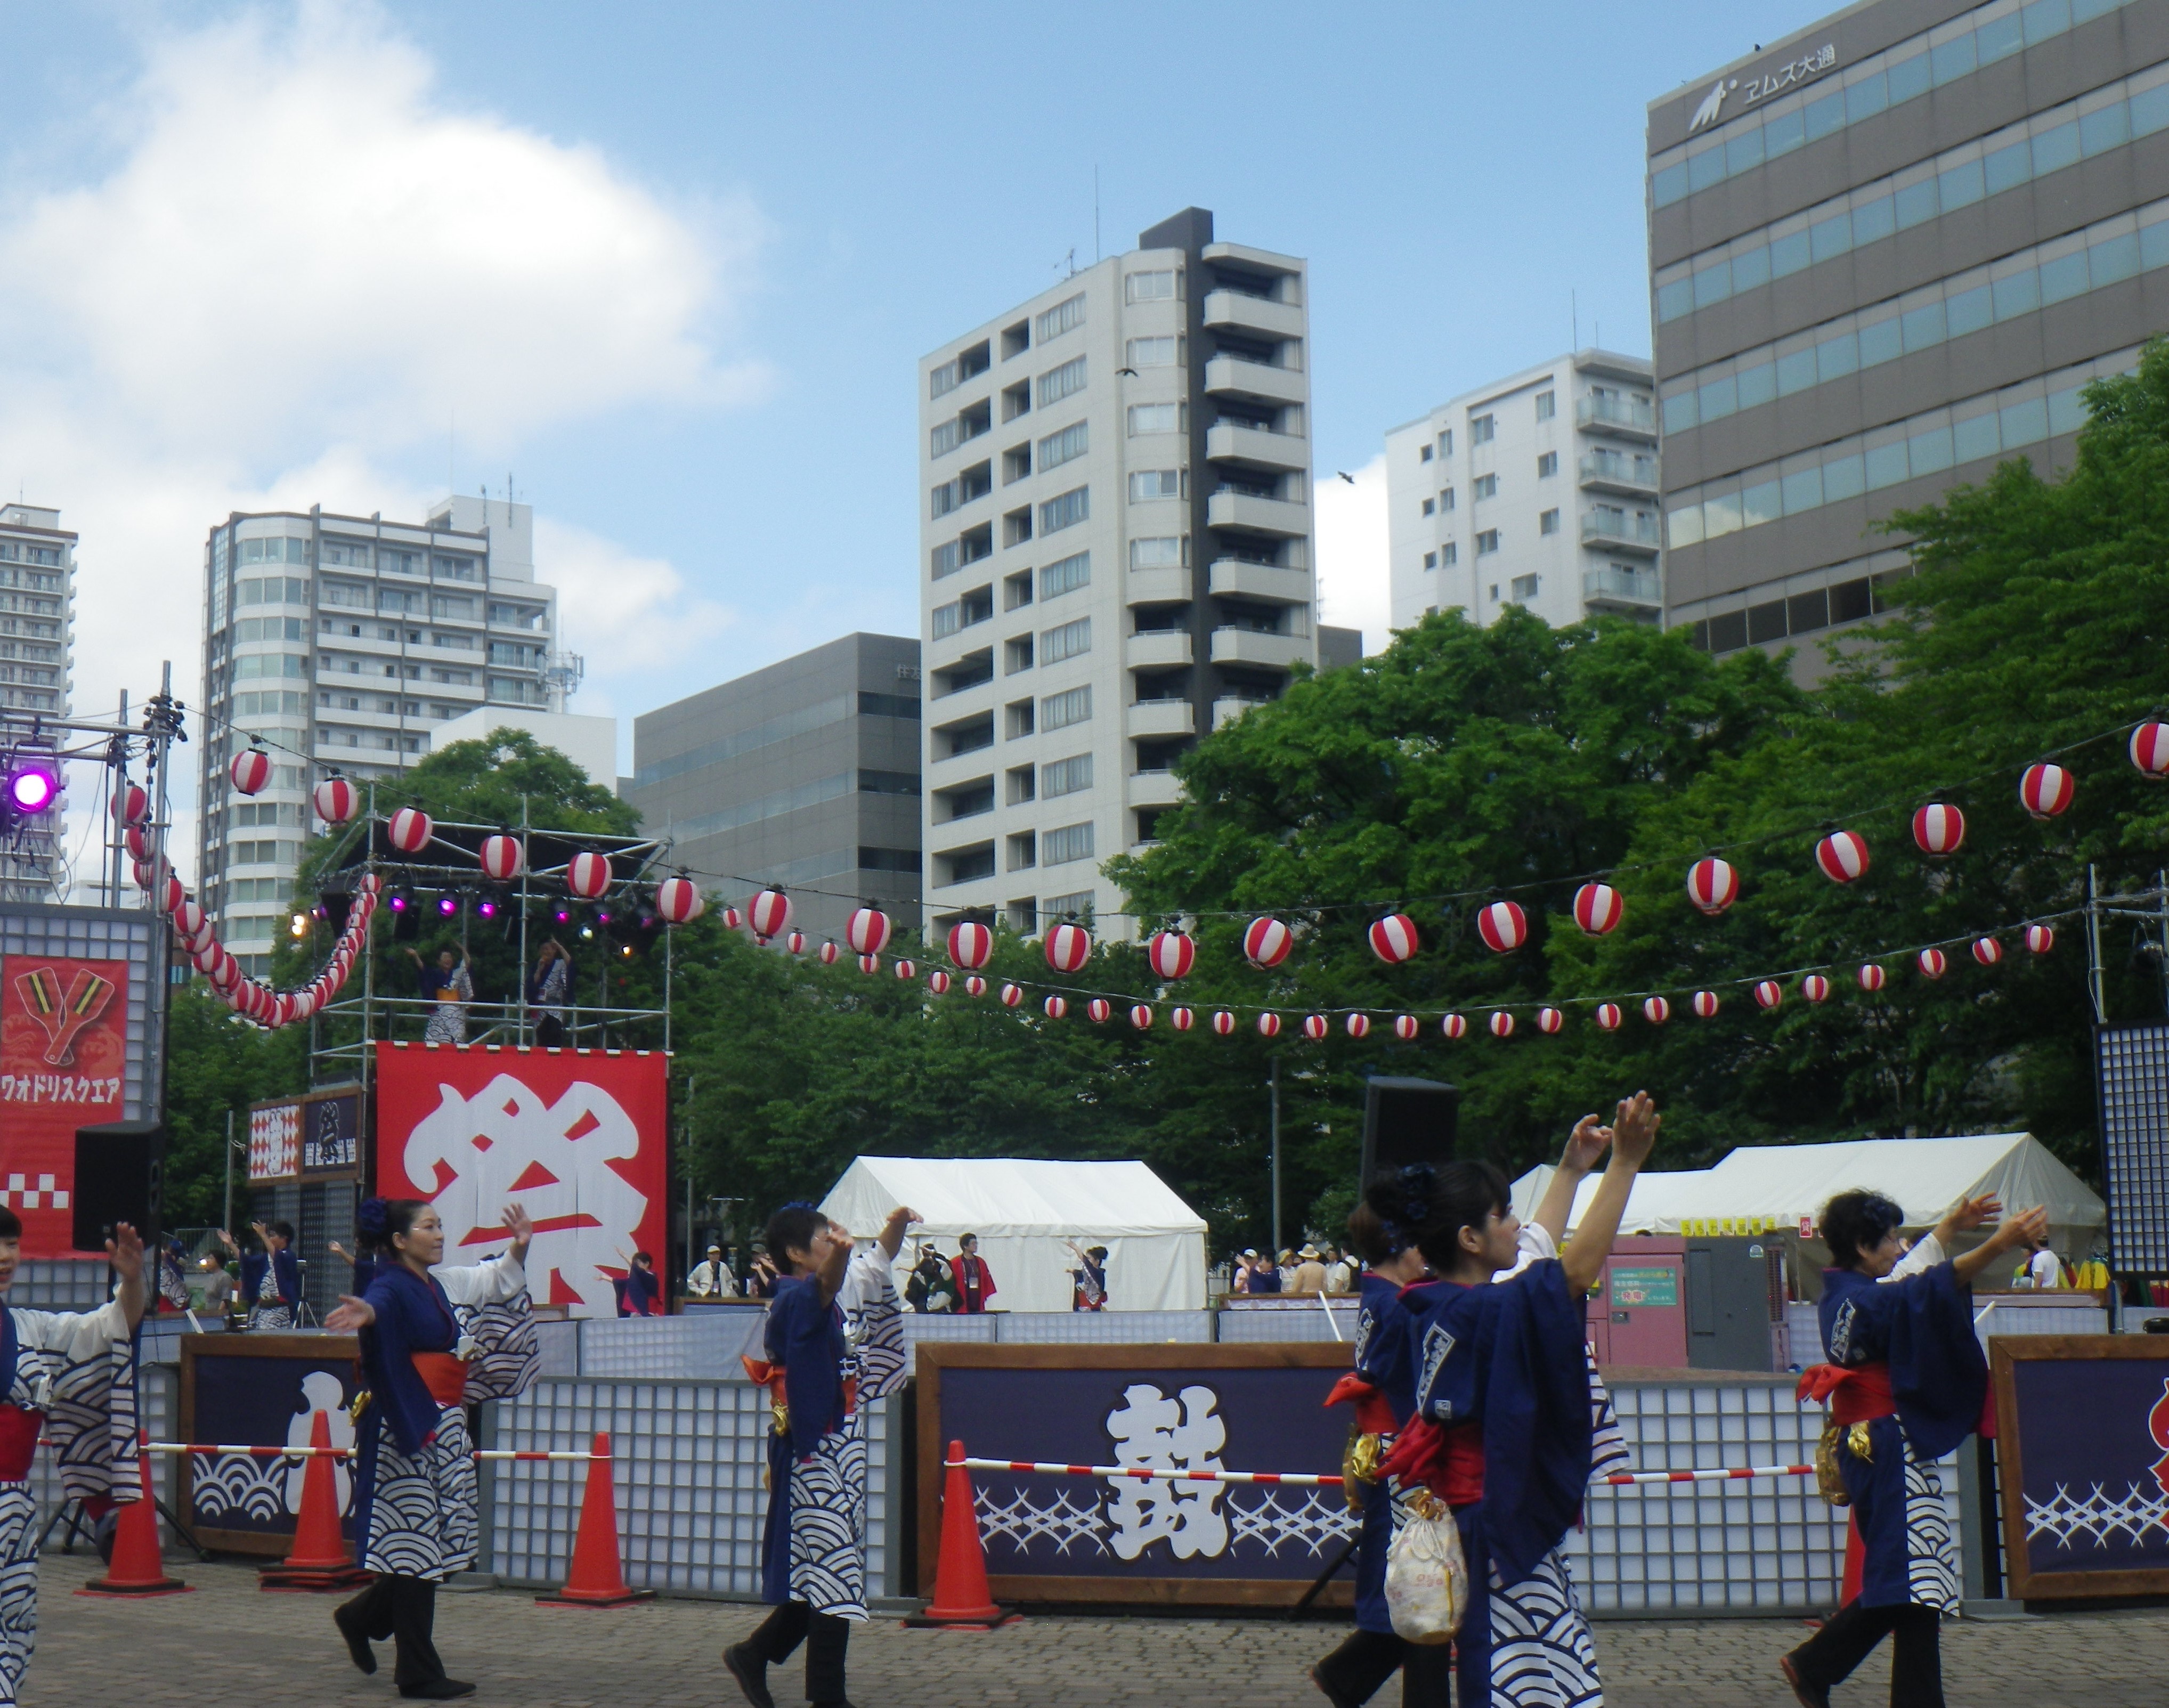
[72,1120,166,1254]
[1360,1076,1459,1186]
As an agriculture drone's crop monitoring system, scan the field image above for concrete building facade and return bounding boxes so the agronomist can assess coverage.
[1386,351,1664,635]
[624,633,922,946]
[196,495,564,972]
[0,504,73,903]
[1648,0,2168,668]
[916,207,1327,938]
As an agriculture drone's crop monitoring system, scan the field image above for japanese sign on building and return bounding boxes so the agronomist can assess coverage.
[0,955,128,1256]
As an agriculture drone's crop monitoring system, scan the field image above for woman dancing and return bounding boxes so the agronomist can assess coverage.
[1781,1189,2046,1708]
[1375,1091,1662,1708]
[327,1197,534,1700]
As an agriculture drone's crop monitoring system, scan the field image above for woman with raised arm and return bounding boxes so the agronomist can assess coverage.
[326,1197,533,1701]
[1781,1190,2048,1708]
[726,1202,914,1708]
[218,1221,300,1330]
[1373,1091,1662,1708]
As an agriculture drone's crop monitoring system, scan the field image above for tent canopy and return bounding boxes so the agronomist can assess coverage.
[1511,1134,2105,1256]
[819,1156,1209,1312]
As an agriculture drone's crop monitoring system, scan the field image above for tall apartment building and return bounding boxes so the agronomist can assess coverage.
[0,504,73,903]
[1386,352,1663,634]
[1650,0,2166,672]
[917,207,1323,938]
[196,496,564,972]
[625,633,923,944]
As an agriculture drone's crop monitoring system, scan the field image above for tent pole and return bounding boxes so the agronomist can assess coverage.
[1270,1054,1282,1257]
[2086,864,2106,1024]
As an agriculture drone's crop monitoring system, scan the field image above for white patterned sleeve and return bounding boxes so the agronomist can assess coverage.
[841,1246,906,1401]
[14,1301,139,1504]
[433,1251,527,1307]
[1884,1232,1943,1281]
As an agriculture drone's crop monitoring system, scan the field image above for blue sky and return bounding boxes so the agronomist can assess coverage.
[1,0,1830,864]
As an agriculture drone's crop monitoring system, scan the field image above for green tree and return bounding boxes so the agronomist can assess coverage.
[161,983,307,1227]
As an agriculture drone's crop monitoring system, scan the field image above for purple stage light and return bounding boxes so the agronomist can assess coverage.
[437,895,457,916]
[389,895,408,912]
[6,765,58,814]
[596,910,611,924]
[555,908,571,923]
[477,899,496,918]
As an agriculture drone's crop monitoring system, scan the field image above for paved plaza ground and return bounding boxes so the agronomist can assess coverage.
[22,1551,2169,1706]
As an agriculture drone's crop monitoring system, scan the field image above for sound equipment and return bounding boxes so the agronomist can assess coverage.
[1359,1076,1459,1186]
[72,1120,166,1254]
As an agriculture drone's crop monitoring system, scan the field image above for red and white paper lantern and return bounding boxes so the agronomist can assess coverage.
[1476,900,1528,954]
[1692,989,1721,1019]
[1802,974,1832,1003]
[1367,913,1419,965]
[1044,996,1068,1020]
[788,931,807,956]
[1917,948,1948,980]
[1302,1013,1329,1042]
[566,851,612,900]
[892,956,913,978]
[847,907,892,956]
[480,834,524,882]
[747,888,792,940]
[2132,721,2169,779]
[1001,982,1024,1007]
[1086,998,1112,1024]
[859,953,881,975]
[819,940,840,965]
[1211,1010,1236,1036]
[1345,1012,1371,1039]
[1687,857,1740,916]
[1643,996,1671,1025]
[655,876,704,924]
[1595,1003,1623,1031]
[1858,963,1887,992]
[966,976,986,997]
[191,940,224,975]
[312,776,356,825]
[114,784,148,826]
[1242,916,1293,968]
[928,970,952,995]
[1442,1013,1467,1039]
[1131,1004,1153,1030]
[1973,936,2003,966]
[1912,803,1966,857]
[2026,924,2056,955]
[1257,1012,1282,1038]
[387,807,433,854]
[1044,921,1093,974]
[1753,980,1784,1011]
[948,920,994,970]
[1489,1010,1515,1038]
[722,906,743,931]
[1537,1007,1564,1035]
[1147,929,1196,980]
[1172,1006,1194,1031]
[229,747,272,796]
[1814,831,1871,884]
[173,898,206,938]
[2019,762,2075,820]
[125,824,152,862]
[1393,1013,1419,1040]
[1572,883,1624,936]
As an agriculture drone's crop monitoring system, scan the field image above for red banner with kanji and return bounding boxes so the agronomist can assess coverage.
[0,956,128,1256]
[373,1043,669,1317]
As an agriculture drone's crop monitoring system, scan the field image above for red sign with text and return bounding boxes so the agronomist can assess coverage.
[0,956,129,1256]
[373,1044,669,1317]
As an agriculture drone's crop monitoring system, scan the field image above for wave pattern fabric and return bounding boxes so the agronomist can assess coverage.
[1485,1547,1604,1707]
[361,1408,479,1580]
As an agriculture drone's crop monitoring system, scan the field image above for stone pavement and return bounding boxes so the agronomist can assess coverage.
[20,1551,2169,1706]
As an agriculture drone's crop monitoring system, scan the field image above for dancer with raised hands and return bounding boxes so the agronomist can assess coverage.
[326,1197,534,1700]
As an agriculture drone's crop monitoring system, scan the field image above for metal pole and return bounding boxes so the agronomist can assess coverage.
[2156,869,2168,1018]
[110,689,128,907]
[143,663,176,1122]
[223,1109,234,1235]
[517,794,531,1045]
[1270,1054,1282,1257]
[2086,863,2107,1024]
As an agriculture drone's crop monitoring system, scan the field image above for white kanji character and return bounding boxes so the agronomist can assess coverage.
[1102,1382,1228,1561]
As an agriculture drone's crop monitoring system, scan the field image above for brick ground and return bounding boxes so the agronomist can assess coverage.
[20,1550,2169,1705]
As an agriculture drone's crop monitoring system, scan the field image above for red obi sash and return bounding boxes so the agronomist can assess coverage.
[1798,1359,1996,1438]
[1322,1372,1398,1438]
[413,1353,468,1409]
[1372,1416,1486,1507]
[0,1408,40,1481]
[741,1358,858,1418]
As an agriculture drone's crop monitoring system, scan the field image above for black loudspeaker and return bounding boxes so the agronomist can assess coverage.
[1360,1076,1460,1186]
[72,1120,166,1254]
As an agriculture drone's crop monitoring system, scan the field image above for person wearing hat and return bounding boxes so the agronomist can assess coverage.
[1289,1245,1328,1294]
[689,1244,738,1300]
[1236,1249,1280,1295]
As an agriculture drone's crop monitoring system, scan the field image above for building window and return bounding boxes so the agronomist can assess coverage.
[1043,753,1094,797]
[1423,551,1437,570]
[1128,402,1184,436]
[1511,574,1540,601]
[1042,822,1096,866]
[1471,415,1494,444]
[1439,487,1455,511]
[1540,509,1561,535]
[1534,391,1556,421]
[1004,570,1034,610]
[1473,474,1498,500]
[1439,429,1453,457]
[932,541,961,580]
[1126,336,1181,367]
[1005,635,1034,673]
[1039,486,1090,535]
[1003,507,1033,547]
[1421,498,1435,517]
[1039,420,1089,470]
[1489,584,1499,601]
[1131,537,1185,570]
[1419,443,1433,463]
[1125,270,1177,302]
[1006,831,1037,870]
[1007,767,1036,804]
[1006,699,1035,738]
[1476,531,1500,555]
[1129,470,1181,502]
[1537,451,1558,477]
[1440,541,1458,565]
[1041,551,1091,600]
[1042,616,1091,664]
[1035,292,1085,343]
[1042,685,1092,730]
[930,340,990,399]
[1037,356,1087,409]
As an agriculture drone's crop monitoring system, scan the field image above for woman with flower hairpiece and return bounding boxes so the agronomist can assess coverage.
[325,1196,534,1700]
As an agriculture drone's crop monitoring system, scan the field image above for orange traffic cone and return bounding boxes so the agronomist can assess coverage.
[535,1433,654,1608]
[902,1441,1014,1628]
[78,1433,192,1597]
[260,1411,371,1591]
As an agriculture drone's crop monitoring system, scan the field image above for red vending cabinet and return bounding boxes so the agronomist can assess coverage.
[1585,1238,1688,1369]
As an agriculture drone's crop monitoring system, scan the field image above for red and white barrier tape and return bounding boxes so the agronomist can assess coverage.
[951,1456,1818,1491]
[1599,1463,1814,1487]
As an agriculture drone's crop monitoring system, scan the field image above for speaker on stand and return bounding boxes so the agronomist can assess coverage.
[1359,1076,1460,1187]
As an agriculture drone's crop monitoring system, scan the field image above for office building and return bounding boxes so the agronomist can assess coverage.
[196,496,566,972]
[1650,0,2166,672]
[625,633,922,944]
[1386,352,1664,634]
[0,504,72,903]
[429,705,620,793]
[917,207,1328,938]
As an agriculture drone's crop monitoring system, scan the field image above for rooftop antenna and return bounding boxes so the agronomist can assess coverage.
[1058,246,1077,278]
[1572,289,1579,352]
[448,409,456,498]
[1094,165,1101,265]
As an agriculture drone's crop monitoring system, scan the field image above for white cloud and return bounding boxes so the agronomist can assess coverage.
[0,3,763,891]
[1313,453,1390,655]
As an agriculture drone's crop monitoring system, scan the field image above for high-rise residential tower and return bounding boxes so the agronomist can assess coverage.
[0,504,73,903]
[196,496,565,972]
[1650,0,2166,675]
[1385,352,1663,635]
[917,207,1327,938]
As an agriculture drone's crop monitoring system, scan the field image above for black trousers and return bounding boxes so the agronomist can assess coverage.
[747,1600,849,1704]
[343,1573,451,1689]
[1789,1598,1943,1707]
[1313,1628,1453,1706]
[535,1014,565,1048]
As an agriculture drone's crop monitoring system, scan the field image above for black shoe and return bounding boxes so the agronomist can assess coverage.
[1779,1652,1830,1708]
[723,1644,776,1708]
[1310,1663,1362,1708]
[397,1681,475,1701]
[334,1601,378,1675]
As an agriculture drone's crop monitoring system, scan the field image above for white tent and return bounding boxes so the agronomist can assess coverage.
[1511,1133,2105,1257]
[819,1157,1209,1312]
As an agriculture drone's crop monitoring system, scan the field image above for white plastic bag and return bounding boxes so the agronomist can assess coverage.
[1384,1495,1468,1644]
